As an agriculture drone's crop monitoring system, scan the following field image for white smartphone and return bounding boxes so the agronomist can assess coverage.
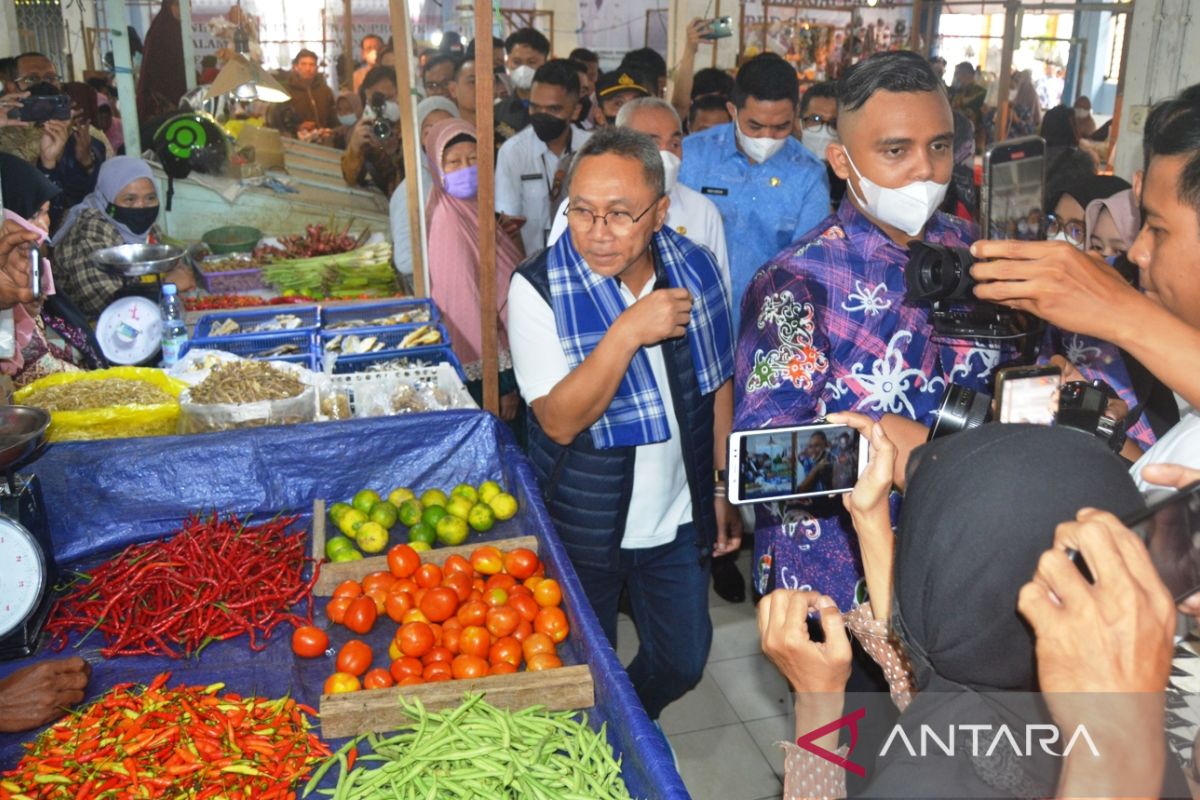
[995,364,1062,424]
[727,422,869,505]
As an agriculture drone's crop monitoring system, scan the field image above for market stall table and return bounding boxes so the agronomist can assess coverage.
[0,412,687,798]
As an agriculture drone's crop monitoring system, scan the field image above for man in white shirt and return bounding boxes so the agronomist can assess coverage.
[495,61,593,258]
[507,128,740,720]
[547,97,731,296]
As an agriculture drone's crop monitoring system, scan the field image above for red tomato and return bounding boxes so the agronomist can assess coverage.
[333,580,363,599]
[489,636,522,668]
[335,640,373,676]
[384,588,414,623]
[486,606,520,638]
[362,668,394,690]
[343,596,378,635]
[419,586,460,623]
[364,586,388,614]
[533,579,563,608]
[522,632,556,661]
[485,574,516,593]
[323,672,360,694]
[484,588,509,608]
[291,625,330,658]
[442,626,462,655]
[362,571,396,595]
[490,661,517,675]
[387,544,421,579]
[442,554,474,578]
[389,656,424,682]
[534,607,569,643]
[414,563,443,589]
[503,548,540,580]
[423,661,453,682]
[442,573,473,603]
[396,621,435,658]
[451,654,490,680]
[422,645,454,666]
[508,593,539,623]
[393,578,419,596]
[325,597,352,625]
[508,584,533,598]
[526,652,563,671]
[441,617,463,633]
[398,675,426,686]
[512,619,533,642]
[456,600,488,627]
[401,608,429,624]
[470,546,504,575]
[459,625,491,659]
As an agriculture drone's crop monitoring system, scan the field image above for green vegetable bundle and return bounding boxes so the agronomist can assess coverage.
[262,242,397,298]
[305,693,635,800]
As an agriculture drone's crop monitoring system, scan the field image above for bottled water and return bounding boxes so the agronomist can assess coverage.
[159,283,188,367]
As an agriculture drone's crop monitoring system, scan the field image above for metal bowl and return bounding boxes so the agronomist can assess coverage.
[0,406,50,471]
[92,243,188,277]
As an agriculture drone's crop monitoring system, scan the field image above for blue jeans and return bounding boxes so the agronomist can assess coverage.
[573,523,712,720]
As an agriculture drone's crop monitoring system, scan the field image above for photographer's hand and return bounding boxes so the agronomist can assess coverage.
[1140,462,1200,621]
[0,93,30,128]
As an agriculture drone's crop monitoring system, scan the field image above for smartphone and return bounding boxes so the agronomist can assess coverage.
[981,135,1046,241]
[10,94,71,123]
[995,364,1061,424]
[727,422,869,505]
[29,245,41,301]
[701,16,733,40]
[1071,481,1200,602]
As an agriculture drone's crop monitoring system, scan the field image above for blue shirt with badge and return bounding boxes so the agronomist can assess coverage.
[680,122,829,331]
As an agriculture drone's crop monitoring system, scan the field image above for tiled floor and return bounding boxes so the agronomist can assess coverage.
[614,556,792,800]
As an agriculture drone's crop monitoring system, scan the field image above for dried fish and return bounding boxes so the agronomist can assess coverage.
[253,344,301,357]
[325,308,433,330]
[189,361,305,405]
[23,380,174,411]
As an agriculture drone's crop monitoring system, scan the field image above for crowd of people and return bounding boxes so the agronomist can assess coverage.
[2,15,1200,797]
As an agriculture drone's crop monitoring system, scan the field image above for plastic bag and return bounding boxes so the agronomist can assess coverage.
[178,360,318,434]
[14,367,186,441]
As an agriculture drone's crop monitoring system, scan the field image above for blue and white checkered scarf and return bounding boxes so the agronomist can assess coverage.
[546,225,734,449]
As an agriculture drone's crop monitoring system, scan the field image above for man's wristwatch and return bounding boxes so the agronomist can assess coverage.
[714,468,727,484]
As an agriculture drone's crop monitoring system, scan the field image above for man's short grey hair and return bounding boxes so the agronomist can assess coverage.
[615,96,681,130]
[565,127,665,198]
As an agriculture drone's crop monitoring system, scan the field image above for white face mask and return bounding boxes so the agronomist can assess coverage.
[1009,88,1018,102]
[337,113,357,126]
[844,150,949,238]
[1074,107,1090,120]
[1048,230,1084,250]
[659,149,681,193]
[734,112,787,163]
[383,100,401,122]
[800,125,838,162]
[509,64,536,92]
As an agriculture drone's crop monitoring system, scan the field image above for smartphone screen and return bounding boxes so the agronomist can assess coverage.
[1124,483,1200,602]
[983,136,1046,241]
[728,423,868,505]
[997,366,1061,424]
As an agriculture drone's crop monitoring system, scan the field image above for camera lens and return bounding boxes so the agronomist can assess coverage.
[904,241,977,303]
[928,383,993,440]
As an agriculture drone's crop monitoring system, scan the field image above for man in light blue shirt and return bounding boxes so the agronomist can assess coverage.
[680,54,829,331]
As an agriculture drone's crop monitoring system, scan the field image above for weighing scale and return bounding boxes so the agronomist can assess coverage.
[0,406,55,661]
[90,243,190,366]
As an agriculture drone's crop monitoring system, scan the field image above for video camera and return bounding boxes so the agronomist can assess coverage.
[367,92,394,140]
[904,241,1041,340]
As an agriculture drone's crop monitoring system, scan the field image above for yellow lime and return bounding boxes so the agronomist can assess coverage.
[338,509,368,539]
[467,503,495,533]
[369,501,399,530]
[328,502,354,524]
[388,487,416,507]
[420,489,448,508]
[446,496,474,521]
[436,515,470,547]
[488,492,518,521]
[421,505,448,528]
[352,489,381,514]
[397,499,424,527]
[324,535,356,559]
[408,522,436,546]
[356,521,389,554]
[477,480,502,504]
[408,541,432,552]
[451,483,478,503]
[331,548,364,563]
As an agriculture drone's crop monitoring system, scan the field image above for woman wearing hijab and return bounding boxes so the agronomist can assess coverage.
[0,154,103,385]
[388,96,458,285]
[52,155,193,317]
[423,117,523,426]
[1046,174,1133,256]
[135,0,187,128]
[96,94,124,155]
[331,90,363,150]
[760,420,1176,798]
[1009,69,1041,137]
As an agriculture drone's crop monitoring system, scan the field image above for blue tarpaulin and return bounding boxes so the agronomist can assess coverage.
[0,411,689,799]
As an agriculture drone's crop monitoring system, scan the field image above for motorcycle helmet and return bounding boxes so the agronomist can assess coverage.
[153,112,230,179]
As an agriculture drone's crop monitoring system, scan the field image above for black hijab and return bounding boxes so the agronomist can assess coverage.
[866,424,1145,797]
[0,152,61,222]
[1048,173,1132,220]
[1039,104,1078,148]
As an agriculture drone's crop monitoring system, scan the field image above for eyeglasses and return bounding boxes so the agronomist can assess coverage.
[424,79,452,93]
[1045,214,1085,245]
[800,113,836,131]
[563,197,661,234]
[16,72,60,89]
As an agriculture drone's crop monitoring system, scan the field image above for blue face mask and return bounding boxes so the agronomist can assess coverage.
[443,164,478,199]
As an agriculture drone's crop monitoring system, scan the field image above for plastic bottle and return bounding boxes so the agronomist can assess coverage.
[159,283,188,367]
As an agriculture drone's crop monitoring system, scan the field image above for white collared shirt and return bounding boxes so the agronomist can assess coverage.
[496,124,593,257]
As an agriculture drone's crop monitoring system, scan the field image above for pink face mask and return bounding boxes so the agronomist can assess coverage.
[3,209,56,296]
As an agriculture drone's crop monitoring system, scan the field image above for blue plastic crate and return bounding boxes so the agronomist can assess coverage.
[320,299,438,334]
[329,345,465,380]
[319,322,450,360]
[185,330,320,371]
[192,306,320,340]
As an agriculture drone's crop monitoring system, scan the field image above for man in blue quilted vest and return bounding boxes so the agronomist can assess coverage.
[508,127,740,720]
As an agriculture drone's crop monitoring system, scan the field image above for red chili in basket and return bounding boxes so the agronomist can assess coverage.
[44,513,319,658]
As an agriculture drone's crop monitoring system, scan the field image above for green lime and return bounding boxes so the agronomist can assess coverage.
[397,498,424,527]
[420,488,448,508]
[477,480,502,504]
[352,489,381,514]
[451,483,478,503]
[488,492,518,521]
[369,501,399,530]
[467,503,495,533]
[331,548,364,563]
[324,534,357,559]
[421,505,448,528]
[408,522,437,546]
[445,496,474,521]
[436,514,470,547]
[408,540,432,552]
[388,487,416,507]
[356,521,389,554]
[338,508,368,539]
[328,502,354,524]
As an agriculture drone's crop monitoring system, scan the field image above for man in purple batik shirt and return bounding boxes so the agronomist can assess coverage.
[733,51,1154,609]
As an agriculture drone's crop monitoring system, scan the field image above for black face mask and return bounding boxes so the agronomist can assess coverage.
[577,95,593,124]
[530,113,568,143]
[108,203,159,235]
[604,115,618,127]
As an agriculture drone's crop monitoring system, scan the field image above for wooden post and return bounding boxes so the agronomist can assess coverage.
[476,1,500,416]
[103,0,140,156]
[387,0,428,298]
[1105,6,1133,170]
[343,0,354,88]
[910,0,923,53]
[179,0,196,90]
[995,0,1019,141]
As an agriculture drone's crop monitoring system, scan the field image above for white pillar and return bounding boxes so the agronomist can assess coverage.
[179,0,197,90]
[535,0,578,57]
[103,0,141,156]
[62,0,99,79]
[2,2,21,58]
